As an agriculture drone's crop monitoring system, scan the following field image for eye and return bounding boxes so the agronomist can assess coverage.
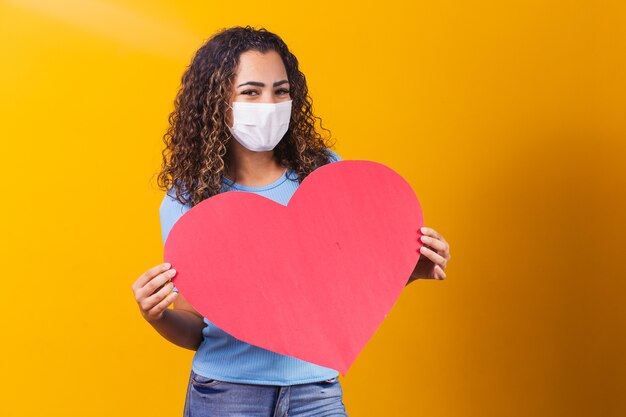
[276,88,290,95]
[241,90,258,95]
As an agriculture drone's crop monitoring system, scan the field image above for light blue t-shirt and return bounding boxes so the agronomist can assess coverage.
[159,148,342,385]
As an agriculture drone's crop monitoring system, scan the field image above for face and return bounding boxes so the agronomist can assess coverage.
[226,49,291,128]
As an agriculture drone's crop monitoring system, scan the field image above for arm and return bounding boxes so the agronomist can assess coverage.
[132,262,206,351]
[146,291,206,351]
[150,190,206,349]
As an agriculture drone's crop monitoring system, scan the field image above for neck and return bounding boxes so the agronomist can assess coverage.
[225,140,285,186]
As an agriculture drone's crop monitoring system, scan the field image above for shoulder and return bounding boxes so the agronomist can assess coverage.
[325,148,343,163]
[159,187,191,245]
[159,188,189,219]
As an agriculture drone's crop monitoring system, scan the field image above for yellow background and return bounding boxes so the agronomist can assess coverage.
[1,0,625,416]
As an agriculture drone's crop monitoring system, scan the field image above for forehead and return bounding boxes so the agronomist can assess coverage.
[234,50,288,81]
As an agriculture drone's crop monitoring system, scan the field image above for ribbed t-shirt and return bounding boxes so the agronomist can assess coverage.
[159,148,342,385]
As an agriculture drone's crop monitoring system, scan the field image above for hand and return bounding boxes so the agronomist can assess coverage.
[131,262,179,323]
[412,226,451,280]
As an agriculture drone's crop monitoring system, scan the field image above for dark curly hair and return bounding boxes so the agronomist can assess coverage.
[156,25,337,207]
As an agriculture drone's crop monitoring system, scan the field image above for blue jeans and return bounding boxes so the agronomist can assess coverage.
[183,369,349,416]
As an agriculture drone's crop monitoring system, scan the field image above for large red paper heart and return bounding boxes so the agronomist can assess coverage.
[164,160,423,374]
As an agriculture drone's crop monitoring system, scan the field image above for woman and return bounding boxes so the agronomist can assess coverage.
[131,25,451,417]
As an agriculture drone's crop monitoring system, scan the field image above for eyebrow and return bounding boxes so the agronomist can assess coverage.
[237,80,289,88]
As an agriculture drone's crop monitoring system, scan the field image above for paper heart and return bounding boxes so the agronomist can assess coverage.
[164,160,423,374]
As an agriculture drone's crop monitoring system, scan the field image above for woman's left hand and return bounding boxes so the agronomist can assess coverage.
[412,226,451,280]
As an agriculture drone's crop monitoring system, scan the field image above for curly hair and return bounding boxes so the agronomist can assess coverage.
[156,25,337,207]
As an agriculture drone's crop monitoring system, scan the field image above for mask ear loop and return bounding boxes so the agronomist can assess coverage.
[226,102,235,129]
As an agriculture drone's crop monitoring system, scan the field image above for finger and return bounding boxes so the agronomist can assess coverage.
[138,268,177,300]
[420,227,442,240]
[147,291,179,320]
[419,240,450,269]
[419,235,447,254]
[435,264,447,280]
[420,226,439,237]
[419,246,447,269]
[143,280,176,312]
[134,263,171,290]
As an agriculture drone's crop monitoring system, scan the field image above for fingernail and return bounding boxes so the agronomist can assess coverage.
[420,227,427,233]
[420,235,428,242]
[164,262,171,268]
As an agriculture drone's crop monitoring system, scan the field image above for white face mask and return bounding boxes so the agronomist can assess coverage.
[227,100,292,152]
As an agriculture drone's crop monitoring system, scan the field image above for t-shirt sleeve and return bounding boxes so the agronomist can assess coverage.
[159,188,187,245]
[327,148,343,162]
[159,188,187,293]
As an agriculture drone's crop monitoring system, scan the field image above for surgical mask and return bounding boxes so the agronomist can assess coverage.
[227,100,292,152]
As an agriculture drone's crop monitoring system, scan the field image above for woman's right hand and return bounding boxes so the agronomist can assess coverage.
[131,262,179,323]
